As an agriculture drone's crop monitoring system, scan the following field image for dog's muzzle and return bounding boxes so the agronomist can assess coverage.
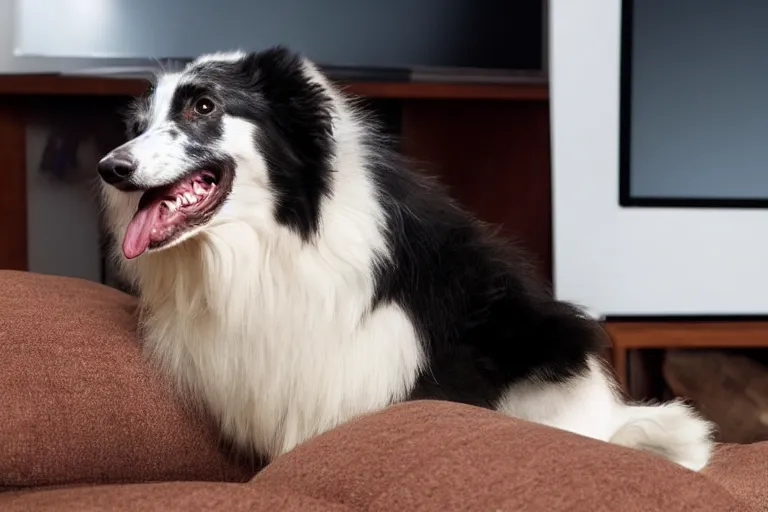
[98,152,142,191]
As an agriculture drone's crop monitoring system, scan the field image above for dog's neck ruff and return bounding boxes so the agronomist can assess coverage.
[119,106,424,459]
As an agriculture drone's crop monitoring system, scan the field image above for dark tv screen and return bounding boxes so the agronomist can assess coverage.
[621,0,768,208]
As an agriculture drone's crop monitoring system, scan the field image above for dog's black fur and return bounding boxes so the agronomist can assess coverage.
[179,47,608,410]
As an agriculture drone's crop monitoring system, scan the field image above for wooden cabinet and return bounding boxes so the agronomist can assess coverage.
[0,76,553,280]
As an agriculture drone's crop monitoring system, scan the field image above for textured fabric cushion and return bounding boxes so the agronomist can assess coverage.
[0,483,350,511]
[704,441,768,511]
[254,400,752,512]
[0,399,764,511]
[0,270,252,489]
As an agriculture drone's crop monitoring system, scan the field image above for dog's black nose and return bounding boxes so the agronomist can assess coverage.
[98,154,137,189]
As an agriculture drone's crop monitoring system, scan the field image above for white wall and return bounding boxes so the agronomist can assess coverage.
[25,121,103,282]
[0,0,146,73]
[550,0,768,316]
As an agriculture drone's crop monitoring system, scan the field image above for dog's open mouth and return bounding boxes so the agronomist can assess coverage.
[122,167,232,259]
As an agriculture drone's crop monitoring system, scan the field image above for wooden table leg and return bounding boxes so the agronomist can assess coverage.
[611,345,628,393]
[0,101,27,270]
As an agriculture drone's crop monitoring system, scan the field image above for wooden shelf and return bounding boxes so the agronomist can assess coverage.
[604,320,768,392]
[605,321,768,349]
[0,74,548,101]
[0,74,148,96]
[0,71,553,288]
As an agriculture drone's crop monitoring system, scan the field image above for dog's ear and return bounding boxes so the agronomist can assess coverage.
[238,47,335,240]
[238,46,333,137]
[238,46,305,90]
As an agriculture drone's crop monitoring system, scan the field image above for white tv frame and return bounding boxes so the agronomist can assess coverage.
[550,0,768,317]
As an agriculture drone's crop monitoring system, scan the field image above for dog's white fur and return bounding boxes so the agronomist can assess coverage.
[100,51,714,469]
[497,357,713,470]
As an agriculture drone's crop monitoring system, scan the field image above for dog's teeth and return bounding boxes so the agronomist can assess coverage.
[164,199,177,212]
[185,192,197,204]
[176,197,182,208]
[193,182,205,195]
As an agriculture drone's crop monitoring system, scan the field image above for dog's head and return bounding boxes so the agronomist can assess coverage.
[98,47,336,260]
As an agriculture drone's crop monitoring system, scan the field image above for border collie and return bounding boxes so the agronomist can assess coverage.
[97,47,714,471]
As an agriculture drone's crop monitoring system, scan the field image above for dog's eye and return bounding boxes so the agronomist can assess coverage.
[131,121,145,137]
[194,98,215,116]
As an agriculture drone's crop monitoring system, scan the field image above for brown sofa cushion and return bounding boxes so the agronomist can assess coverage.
[0,270,253,489]
[0,483,350,512]
[0,400,764,511]
[254,400,753,512]
[704,441,768,511]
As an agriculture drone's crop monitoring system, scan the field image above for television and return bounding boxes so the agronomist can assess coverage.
[550,0,768,317]
[9,0,544,76]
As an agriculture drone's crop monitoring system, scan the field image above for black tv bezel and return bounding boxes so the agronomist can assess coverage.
[618,0,768,210]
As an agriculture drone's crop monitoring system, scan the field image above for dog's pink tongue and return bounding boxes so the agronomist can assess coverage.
[122,202,163,259]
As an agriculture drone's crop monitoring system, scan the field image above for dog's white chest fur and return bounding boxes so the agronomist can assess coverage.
[133,223,423,459]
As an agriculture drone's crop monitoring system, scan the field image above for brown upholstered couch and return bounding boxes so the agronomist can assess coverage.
[1,270,766,511]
